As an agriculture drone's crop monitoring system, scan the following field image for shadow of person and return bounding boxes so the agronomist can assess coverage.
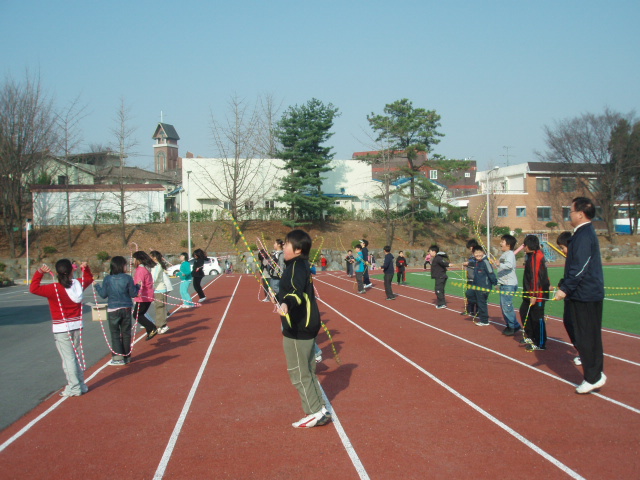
[317,362,358,402]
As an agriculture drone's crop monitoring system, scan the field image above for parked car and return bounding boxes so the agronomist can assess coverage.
[167,257,221,276]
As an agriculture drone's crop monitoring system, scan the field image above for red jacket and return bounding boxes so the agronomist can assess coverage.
[30,267,93,332]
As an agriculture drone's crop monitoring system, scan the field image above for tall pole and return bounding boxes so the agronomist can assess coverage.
[486,182,490,255]
[187,170,192,256]
[25,220,31,284]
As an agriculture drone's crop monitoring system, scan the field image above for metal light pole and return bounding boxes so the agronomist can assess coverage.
[25,219,32,284]
[187,170,192,255]
[486,167,499,255]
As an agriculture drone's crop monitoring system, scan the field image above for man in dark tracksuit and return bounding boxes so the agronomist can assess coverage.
[381,246,395,300]
[429,245,449,308]
[554,197,606,394]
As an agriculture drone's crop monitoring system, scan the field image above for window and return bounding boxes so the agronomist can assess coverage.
[264,200,275,209]
[497,207,508,217]
[58,175,68,185]
[464,172,470,178]
[595,206,603,221]
[223,201,231,211]
[562,178,576,193]
[537,207,552,222]
[334,201,341,205]
[429,170,438,180]
[244,201,254,211]
[588,178,600,192]
[562,206,571,221]
[536,177,550,192]
[516,207,526,217]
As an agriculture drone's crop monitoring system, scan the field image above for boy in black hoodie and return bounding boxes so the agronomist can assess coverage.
[429,245,450,309]
[275,229,331,428]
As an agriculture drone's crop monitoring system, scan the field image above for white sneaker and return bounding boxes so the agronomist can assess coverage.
[575,373,607,394]
[364,283,373,289]
[315,353,323,363]
[292,407,331,428]
[573,356,582,366]
[158,325,170,334]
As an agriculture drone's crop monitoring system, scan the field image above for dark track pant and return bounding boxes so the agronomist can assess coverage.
[133,302,155,333]
[384,273,394,298]
[519,301,546,348]
[435,277,447,306]
[567,299,604,384]
[193,275,205,299]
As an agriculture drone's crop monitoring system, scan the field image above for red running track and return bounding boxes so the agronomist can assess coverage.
[1,272,639,479]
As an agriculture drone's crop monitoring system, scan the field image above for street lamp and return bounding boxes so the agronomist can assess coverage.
[486,167,499,255]
[25,219,32,284]
[187,170,192,255]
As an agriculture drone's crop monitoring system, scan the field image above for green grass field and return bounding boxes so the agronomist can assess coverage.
[372,265,640,335]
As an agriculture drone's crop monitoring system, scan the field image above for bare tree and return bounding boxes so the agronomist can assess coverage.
[256,92,283,157]
[110,98,138,246]
[537,108,636,240]
[0,72,57,257]
[54,95,89,246]
[202,94,280,228]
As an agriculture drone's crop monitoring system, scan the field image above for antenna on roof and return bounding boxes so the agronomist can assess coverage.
[501,146,514,166]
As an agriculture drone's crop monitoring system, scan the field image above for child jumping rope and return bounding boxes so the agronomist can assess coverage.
[30,259,93,396]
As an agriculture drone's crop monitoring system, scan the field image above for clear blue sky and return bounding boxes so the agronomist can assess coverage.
[2,0,639,171]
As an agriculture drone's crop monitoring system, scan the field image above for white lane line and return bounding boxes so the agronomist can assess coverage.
[0,275,224,453]
[153,275,242,479]
[319,387,370,480]
[317,277,640,415]
[318,297,586,480]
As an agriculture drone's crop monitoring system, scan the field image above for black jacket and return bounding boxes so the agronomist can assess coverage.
[561,222,604,302]
[382,253,394,274]
[276,257,320,340]
[430,252,449,279]
[192,257,205,278]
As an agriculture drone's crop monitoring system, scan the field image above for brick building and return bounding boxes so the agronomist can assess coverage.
[464,162,606,233]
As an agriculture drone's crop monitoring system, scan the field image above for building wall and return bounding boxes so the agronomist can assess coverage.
[467,173,605,233]
[32,187,165,226]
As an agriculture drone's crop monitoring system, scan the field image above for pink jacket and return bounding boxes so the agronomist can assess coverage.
[134,265,154,302]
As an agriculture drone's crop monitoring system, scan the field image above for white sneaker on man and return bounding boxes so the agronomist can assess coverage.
[575,373,607,394]
[573,356,582,366]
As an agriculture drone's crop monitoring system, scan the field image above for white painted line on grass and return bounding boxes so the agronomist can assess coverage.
[153,275,242,479]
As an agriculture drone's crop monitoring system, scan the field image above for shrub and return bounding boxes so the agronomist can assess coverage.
[43,246,58,255]
[180,239,195,248]
[0,261,5,272]
[514,228,523,237]
[457,227,470,240]
[546,222,559,230]
[493,226,511,236]
[96,251,110,262]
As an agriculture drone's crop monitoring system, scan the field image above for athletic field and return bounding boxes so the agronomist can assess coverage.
[374,264,640,334]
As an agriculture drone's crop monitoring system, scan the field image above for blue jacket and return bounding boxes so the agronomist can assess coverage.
[354,251,365,273]
[472,256,498,290]
[94,273,140,309]
[561,222,604,302]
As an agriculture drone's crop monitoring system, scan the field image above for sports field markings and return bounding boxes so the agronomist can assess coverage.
[319,387,370,480]
[335,272,640,347]
[318,296,586,480]
[0,274,223,454]
[153,275,241,479]
[318,276,640,415]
